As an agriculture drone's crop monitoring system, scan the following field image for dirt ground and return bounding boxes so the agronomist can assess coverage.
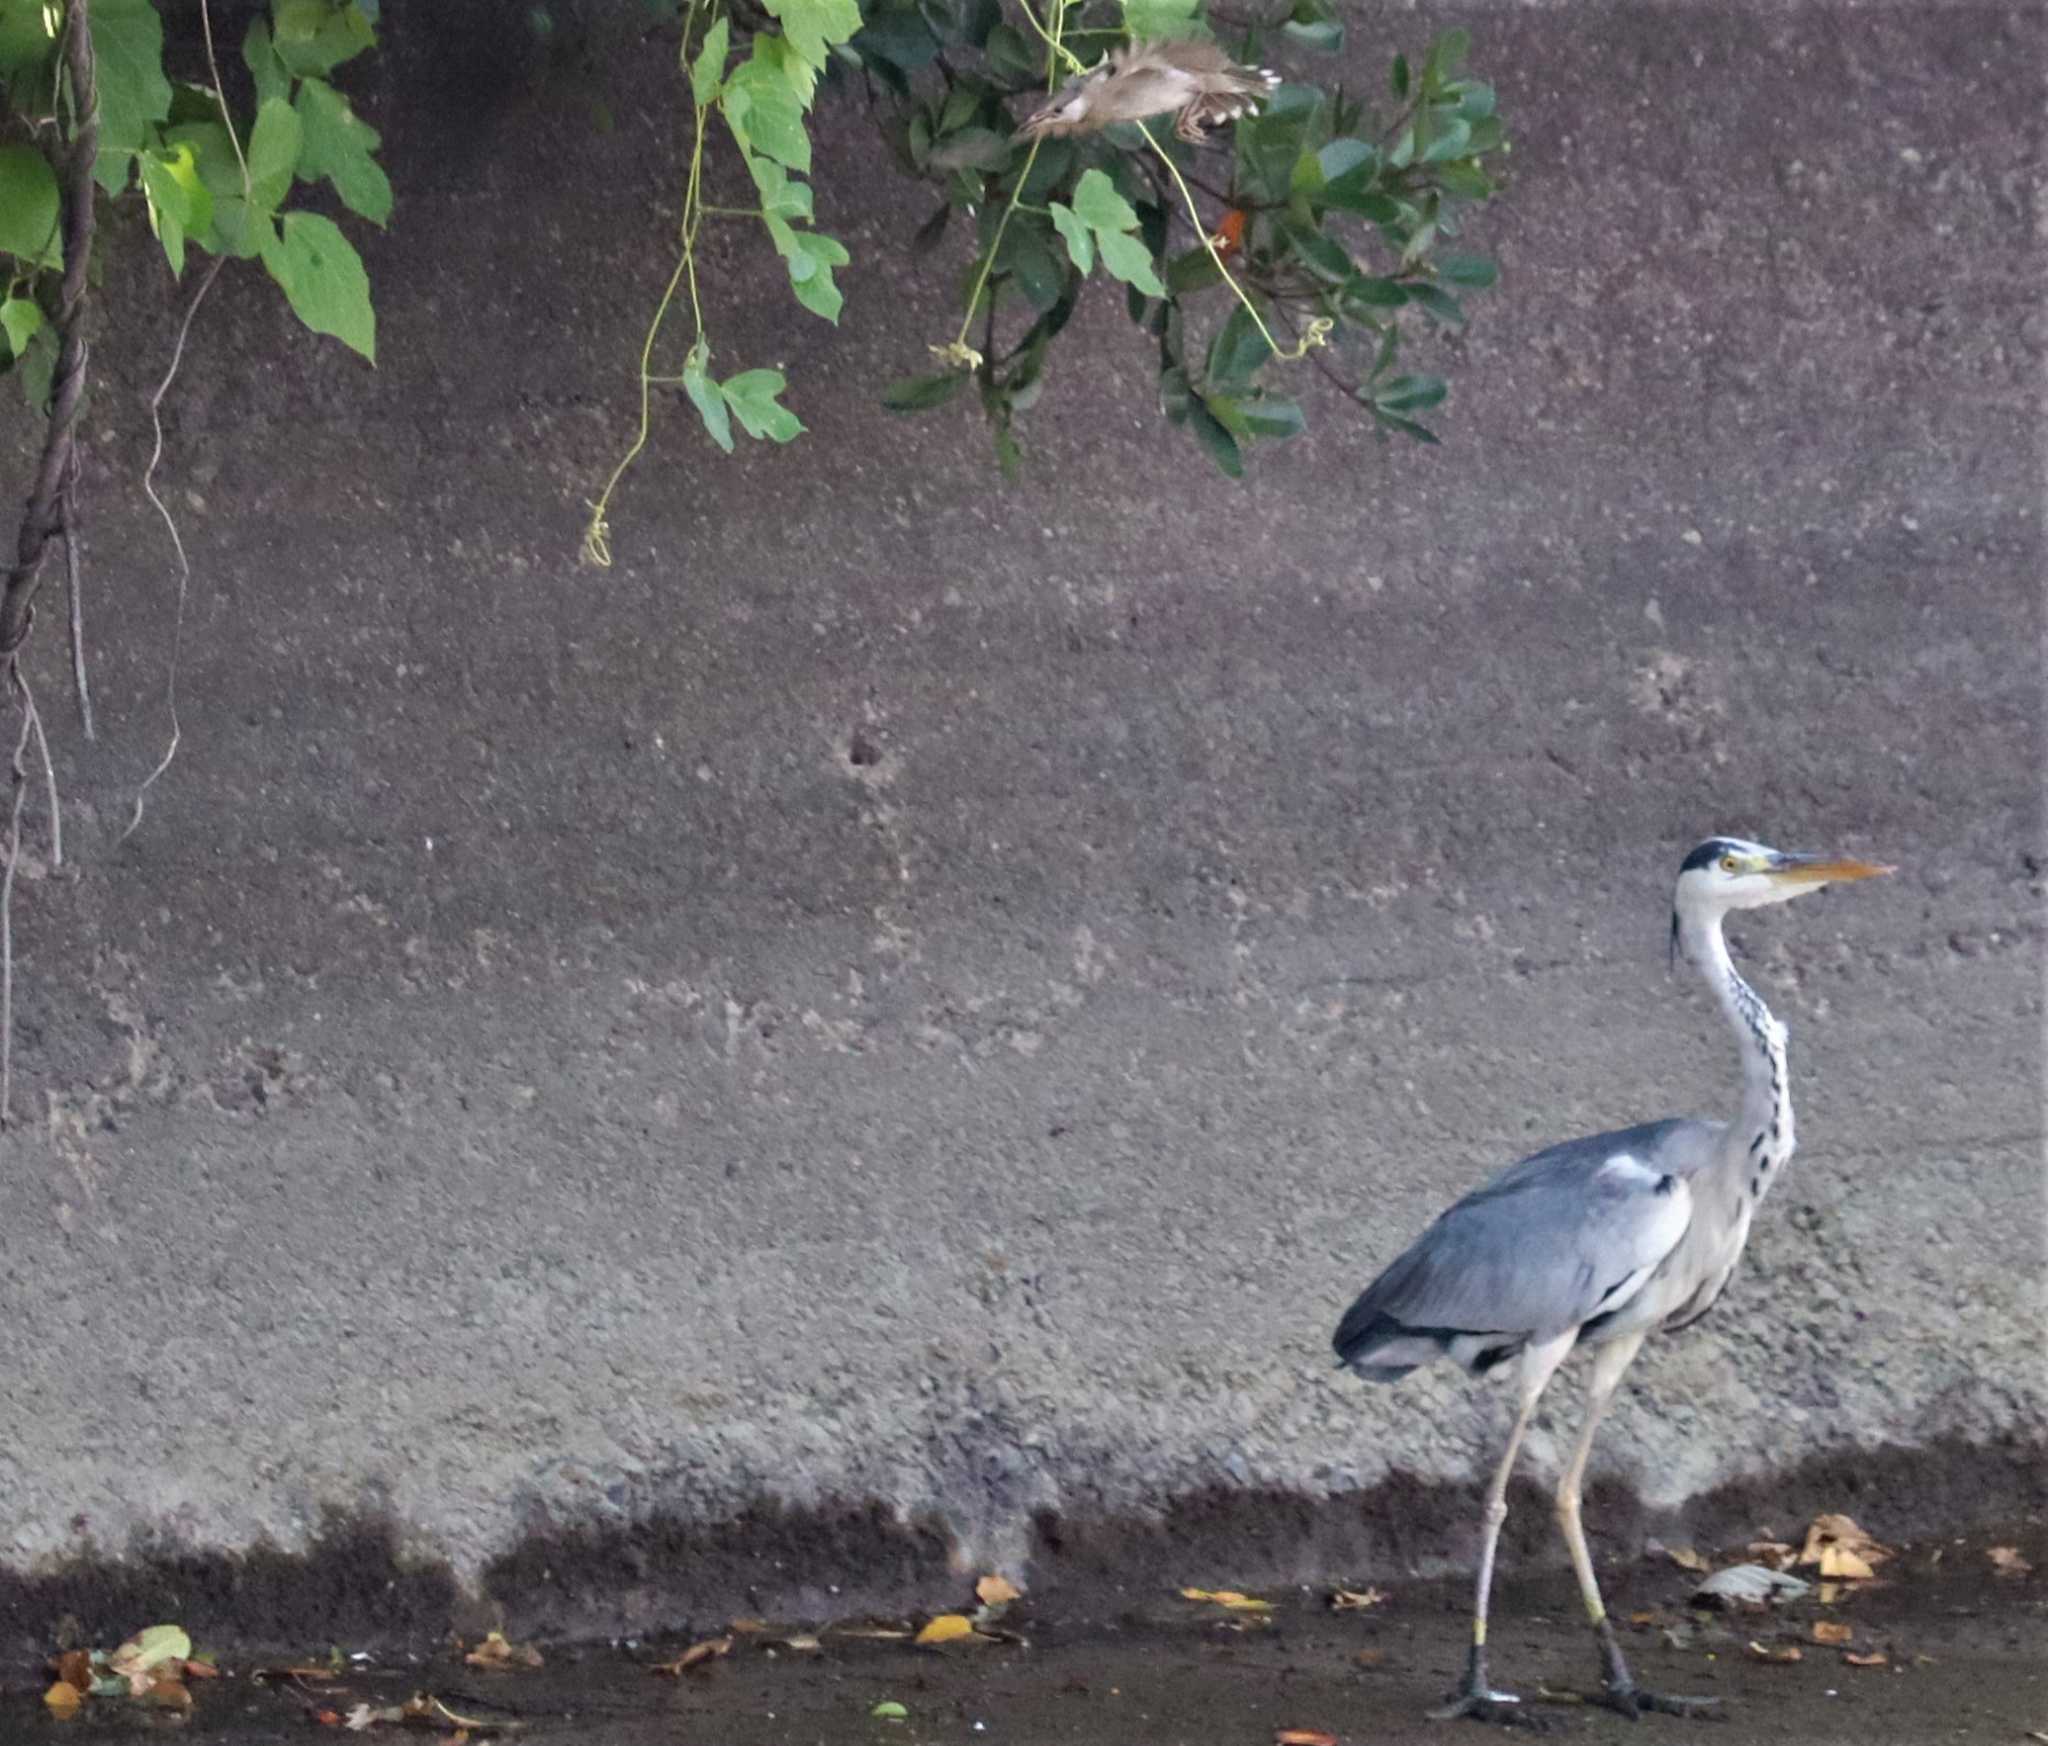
[6,1529,2042,1745]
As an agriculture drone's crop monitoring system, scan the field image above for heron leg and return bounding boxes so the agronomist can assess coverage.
[1430,1333,1574,1730]
[1556,1331,1723,1722]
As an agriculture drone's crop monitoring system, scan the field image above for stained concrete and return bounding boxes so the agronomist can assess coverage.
[0,2,2040,1635]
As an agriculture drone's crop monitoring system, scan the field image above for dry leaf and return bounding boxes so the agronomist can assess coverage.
[1842,1650,1888,1668]
[1179,1587,1274,1612]
[463,1630,542,1670]
[1746,1540,1798,1570]
[1818,1583,1841,1605]
[976,1575,1023,1607]
[914,1613,977,1647]
[729,1617,769,1634]
[144,1676,194,1713]
[1353,1648,1385,1668]
[1329,1587,1386,1612]
[1746,1640,1803,1664]
[830,1625,913,1641]
[652,1636,733,1676]
[52,1648,92,1691]
[771,1634,822,1653]
[43,1680,82,1718]
[1666,1545,1710,1573]
[110,1624,194,1695]
[1811,1620,1853,1646]
[1988,1546,2033,1578]
[1798,1514,1890,1578]
[184,1658,222,1679]
[1274,1730,1338,1746]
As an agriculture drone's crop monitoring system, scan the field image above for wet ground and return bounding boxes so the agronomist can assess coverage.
[6,1529,2042,1744]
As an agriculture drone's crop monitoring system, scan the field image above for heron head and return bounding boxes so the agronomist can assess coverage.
[1669,835,1891,963]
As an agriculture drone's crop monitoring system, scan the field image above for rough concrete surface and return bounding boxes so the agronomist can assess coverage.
[0,0,2041,1639]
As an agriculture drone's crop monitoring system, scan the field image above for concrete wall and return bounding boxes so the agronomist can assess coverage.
[0,2,2040,1633]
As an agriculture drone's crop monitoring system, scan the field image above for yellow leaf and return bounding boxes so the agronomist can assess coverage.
[1274,1730,1338,1746]
[914,1614,977,1646]
[1811,1621,1853,1646]
[43,1680,81,1718]
[975,1574,1023,1607]
[463,1629,542,1670]
[1329,1587,1386,1611]
[1666,1546,1710,1573]
[1819,1545,1875,1581]
[651,1636,732,1676]
[1179,1588,1274,1612]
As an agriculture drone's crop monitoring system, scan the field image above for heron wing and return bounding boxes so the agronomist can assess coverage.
[1334,1118,1712,1377]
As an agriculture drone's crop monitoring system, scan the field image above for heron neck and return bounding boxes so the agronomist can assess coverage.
[1685,910,1795,1188]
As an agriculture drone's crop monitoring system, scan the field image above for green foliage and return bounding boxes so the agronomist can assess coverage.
[0,0,386,385]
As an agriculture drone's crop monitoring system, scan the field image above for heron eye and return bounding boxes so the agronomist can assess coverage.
[1719,853,1741,873]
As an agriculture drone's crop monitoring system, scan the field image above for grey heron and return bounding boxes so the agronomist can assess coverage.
[1333,837,1890,1726]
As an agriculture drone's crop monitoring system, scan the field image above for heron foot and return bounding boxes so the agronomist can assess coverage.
[1429,1683,1554,1730]
[1589,1683,1724,1723]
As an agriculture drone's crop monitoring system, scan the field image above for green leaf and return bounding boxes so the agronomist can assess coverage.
[0,144,59,269]
[1422,27,1469,90]
[164,121,262,257]
[681,344,734,453]
[1165,243,1222,294]
[1205,302,1272,387]
[1421,117,1473,163]
[242,18,293,108]
[1236,395,1305,439]
[1096,228,1163,297]
[1122,0,1204,39]
[260,210,375,360]
[90,0,173,193]
[1047,201,1093,275]
[748,154,814,221]
[883,371,967,412]
[871,1701,909,1721]
[1438,251,1496,289]
[690,16,729,103]
[722,51,811,171]
[850,5,939,72]
[0,295,42,358]
[247,97,304,212]
[140,145,211,276]
[1341,276,1408,311]
[0,0,57,76]
[1371,404,1438,443]
[983,23,1038,84]
[1001,218,1064,312]
[722,367,805,441]
[765,219,850,320]
[14,319,54,409]
[295,78,392,224]
[1282,219,1352,283]
[762,0,863,73]
[1389,52,1409,99]
[1375,372,1446,412]
[1069,167,1139,234]
[1186,395,1243,478]
[1283,17,1342,51]
[926,127,1014,173]
[1403,280,1465,326]
[271,0,376,77]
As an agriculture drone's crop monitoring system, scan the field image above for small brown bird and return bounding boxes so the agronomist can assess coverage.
[1019,40,1280,144]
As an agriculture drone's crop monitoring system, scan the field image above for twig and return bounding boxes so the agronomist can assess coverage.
[0,0,98,657]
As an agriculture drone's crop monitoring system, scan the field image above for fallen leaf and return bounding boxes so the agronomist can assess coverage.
[1625,1610,1664,1628]
[1666,1545,1710,1573]
[871,1699,909,1720]
[1812,1620,1854,1646]
[1353,1648,1385,1668]
[110,1624,194,1695]
[43,1680,82,1718]
[1988,1546,2033,1578]
[144,1676,194,1713]
[1179,1587,1274,1612]
[729,1617,769,1634]
[770,1634,822,1653]
[651,1635,733,1676]
[463,1630,542,1670]
[1692,1564,1811,1609]
[829,1625,912,1641]
[1798,1514,1890,1577]
[976,1574,1023,1607]
[52,1648,92,1691]
[1329,1587,1386,1612]
[914,1613,977,1646]
[1817,1583,1841,1605]
[1746,1540,1798,1570]
[183,1657,222,1679]
[1274,1730,1338,1746]
[1843,1650,1888,1668]
[314,1710,344,1728]
[1747,1640,1803,1664]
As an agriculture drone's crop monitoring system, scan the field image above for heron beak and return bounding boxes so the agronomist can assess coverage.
[1765,851,1895,889]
